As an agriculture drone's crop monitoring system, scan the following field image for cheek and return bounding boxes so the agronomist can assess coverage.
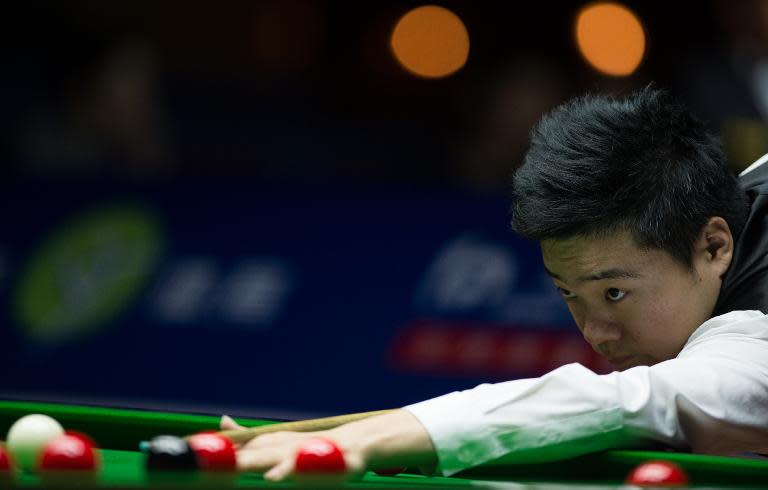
[627,306,663,341]
[649,289,684,317]
[650,288,695,328]
[627,296,690,357]
[611,296,661,341]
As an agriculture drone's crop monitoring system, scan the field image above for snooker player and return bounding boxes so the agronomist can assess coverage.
[221,88,768,480]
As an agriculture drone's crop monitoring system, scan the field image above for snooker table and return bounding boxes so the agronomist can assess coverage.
[0,400,766,488]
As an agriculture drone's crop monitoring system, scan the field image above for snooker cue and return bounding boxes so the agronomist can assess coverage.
[217,409,397,445]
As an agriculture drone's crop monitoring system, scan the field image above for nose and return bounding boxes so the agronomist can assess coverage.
[580,316,622,347]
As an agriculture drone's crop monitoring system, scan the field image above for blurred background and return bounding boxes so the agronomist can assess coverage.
[2,0,767,418]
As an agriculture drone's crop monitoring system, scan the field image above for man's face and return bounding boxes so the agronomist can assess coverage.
[541,231,721,371]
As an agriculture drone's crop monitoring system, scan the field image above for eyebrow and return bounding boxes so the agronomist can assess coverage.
[544,266,643,282]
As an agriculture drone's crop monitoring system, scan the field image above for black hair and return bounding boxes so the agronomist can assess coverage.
[511,87,749,267]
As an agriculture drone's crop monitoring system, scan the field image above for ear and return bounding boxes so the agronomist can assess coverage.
[693,217,734,278]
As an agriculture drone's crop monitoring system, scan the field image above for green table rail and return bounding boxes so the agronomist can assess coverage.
[1,399,767,488]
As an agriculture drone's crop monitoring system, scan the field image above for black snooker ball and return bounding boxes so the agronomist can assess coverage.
[145,435,199,471]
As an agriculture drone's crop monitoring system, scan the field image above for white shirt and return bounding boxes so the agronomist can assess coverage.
[405,310,768,476]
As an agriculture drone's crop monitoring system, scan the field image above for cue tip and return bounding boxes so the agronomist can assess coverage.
[139,441,150,452]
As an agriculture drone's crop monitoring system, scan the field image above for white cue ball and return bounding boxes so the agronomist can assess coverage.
[6,414,65,472]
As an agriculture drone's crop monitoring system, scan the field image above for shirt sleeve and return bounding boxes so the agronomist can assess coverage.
[403,311,768,476]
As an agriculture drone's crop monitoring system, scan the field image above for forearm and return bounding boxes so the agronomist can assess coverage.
[328,409,437,470]
[403,344,768,475]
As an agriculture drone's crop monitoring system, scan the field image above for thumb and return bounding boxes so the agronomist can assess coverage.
[264,459,295,482]
[220,415,246,431]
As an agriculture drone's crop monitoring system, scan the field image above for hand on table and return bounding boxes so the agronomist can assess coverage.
[219,410,436,482]
[220,415,363,481]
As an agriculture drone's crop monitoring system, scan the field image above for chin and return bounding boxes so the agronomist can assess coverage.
[613,356,654,371]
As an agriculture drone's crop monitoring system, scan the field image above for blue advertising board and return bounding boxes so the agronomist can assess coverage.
[0,182,606,417]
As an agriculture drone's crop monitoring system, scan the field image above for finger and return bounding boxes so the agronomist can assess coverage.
[220,415,245,431]
[240,431,295,450]
[264,459,295,482]
[236,449,280,473]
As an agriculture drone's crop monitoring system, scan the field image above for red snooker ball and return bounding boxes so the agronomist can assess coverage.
[187,433,237,471]
[626,460,689,487]
[39,433,98,471]
[294,437,346,474]
[63,431,99,449]
[0,443,11,472]
[0,443,13,486]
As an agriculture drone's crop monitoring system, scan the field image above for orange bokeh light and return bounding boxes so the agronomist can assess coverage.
[390,5,470,79]
[575,2,646,77]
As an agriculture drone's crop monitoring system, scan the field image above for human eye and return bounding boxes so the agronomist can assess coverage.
[605,288,627,302]
[557,287,577,299]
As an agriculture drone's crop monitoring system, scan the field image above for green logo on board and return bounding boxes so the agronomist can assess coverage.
[14,205,163,343]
